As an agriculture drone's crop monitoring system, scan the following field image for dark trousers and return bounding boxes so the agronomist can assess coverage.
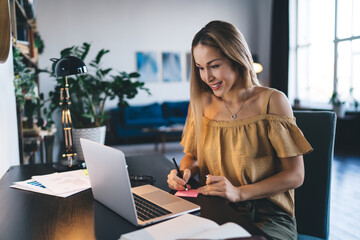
[231,199,297,240]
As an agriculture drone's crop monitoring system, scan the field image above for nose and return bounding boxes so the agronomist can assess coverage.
[203,69,214,83]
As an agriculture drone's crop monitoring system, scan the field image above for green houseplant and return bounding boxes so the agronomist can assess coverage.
[348,87,359,111]
[46,42,150,129]
[329,91,345,118]
[13,47,42,129]
[13,35,58,164]
[13,46,54,132]
[45,42,150,160]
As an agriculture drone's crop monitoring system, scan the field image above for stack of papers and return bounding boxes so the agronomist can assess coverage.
[10,169,91,198]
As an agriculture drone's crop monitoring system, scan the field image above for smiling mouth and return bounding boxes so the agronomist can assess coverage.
[210,82,222,90]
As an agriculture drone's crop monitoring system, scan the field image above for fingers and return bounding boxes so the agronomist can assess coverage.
[183,168,191,183]
[198,185,226,198]
[167,169,190,190]
[198,181,225,193]
[167,169,179,189]
[167,181,191,190]
[198,175,240,202]
[173,182,191,191]
[198,175,226,195]
[205,175,224,185]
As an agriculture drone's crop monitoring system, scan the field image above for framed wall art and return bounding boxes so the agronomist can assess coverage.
[136,52,159,82]
[162,52,182,83]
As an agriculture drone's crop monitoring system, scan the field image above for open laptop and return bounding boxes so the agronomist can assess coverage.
[80,138,200,227]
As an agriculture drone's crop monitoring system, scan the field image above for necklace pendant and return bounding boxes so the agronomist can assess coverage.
[231,114,237,120]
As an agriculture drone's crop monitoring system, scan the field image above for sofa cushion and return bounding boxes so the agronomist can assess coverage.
[108,101,189,143]
[162,101,189,124]
[125,118,168,127]
[125,103,162,120]
[124,103,168,126]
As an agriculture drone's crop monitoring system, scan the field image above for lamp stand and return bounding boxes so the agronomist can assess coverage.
[53,76,84,172]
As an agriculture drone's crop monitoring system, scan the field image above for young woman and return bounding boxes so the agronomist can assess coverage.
[167,20,313,240]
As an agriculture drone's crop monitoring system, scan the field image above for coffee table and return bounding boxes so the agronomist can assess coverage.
[142,124,184,153]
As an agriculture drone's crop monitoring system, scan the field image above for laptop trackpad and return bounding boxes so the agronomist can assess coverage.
[142,191,181,205]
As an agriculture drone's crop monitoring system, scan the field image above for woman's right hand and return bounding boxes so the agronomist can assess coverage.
[167,168,191,190]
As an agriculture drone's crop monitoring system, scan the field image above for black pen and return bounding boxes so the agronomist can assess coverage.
[172,157,188,191]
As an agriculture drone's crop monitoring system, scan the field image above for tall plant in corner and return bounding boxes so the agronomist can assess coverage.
[46,42,150,129]
[13,47,40,128]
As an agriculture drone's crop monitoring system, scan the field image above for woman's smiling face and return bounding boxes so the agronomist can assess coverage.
[193,44,239,98]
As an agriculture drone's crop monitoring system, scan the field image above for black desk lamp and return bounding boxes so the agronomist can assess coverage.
[51,56,87,171]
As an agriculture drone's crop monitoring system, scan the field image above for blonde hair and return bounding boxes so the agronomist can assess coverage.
[185,20,260,160]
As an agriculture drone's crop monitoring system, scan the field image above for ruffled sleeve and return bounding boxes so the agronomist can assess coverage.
[267,115,313,158]
[180,115,196,155]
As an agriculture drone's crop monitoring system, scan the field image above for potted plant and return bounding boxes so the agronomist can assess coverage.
[46,42,150,160]
[348,88,359,111]
[330,91,346,118]
[13,47,43,133]
[13,37,58,164]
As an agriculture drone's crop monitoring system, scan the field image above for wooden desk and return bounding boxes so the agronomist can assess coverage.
[0,154,267,240]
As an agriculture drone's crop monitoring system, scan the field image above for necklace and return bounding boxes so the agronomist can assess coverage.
[224,100,245,120]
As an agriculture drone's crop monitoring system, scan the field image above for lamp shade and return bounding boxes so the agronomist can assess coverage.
[252,54,263,74]
[52,56,87,78]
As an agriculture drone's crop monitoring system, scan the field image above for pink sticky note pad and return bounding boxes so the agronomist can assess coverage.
[175,189,198,198]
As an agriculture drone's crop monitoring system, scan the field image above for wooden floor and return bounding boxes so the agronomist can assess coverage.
[330,154,360,240]
[116,142,360,240]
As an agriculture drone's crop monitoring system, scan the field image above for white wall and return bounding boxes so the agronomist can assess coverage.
[35,0,272,159]
[36,0,272,108]
[0,1,273,176]
[0,46,20,178]
[252,0,273,85]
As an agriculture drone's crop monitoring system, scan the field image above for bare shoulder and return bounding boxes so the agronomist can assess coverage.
[243,86,270,116]
[268,89,293,117]
[248,86,270,106]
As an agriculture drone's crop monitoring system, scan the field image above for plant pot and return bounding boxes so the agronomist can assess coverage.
[73,126,106,161]
[333,104,346,118]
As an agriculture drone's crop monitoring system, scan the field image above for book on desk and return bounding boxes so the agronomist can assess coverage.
[120,213,252,240]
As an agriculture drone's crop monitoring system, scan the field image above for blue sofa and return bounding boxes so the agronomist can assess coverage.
[108,101,189,144]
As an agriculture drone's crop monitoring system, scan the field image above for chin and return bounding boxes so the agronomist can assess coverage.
[212,90,224,98]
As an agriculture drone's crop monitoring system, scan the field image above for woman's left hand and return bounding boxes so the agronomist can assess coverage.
[197,175,241,202]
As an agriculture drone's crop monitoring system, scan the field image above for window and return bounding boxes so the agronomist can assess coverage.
[289,0,360,110]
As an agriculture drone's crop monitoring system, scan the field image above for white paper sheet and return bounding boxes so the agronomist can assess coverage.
[10,169,91,198]
[32,170,90,195]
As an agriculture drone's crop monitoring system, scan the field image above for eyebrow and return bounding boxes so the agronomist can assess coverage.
[195,58,222,67]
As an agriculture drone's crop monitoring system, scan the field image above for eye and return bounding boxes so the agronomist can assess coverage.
[210,65,219,69]
[197,66,204,70]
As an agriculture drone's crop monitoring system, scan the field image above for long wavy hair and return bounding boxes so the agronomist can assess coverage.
[184,20,260,161]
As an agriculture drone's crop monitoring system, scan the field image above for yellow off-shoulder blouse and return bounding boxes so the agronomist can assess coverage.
[180,89,313,217]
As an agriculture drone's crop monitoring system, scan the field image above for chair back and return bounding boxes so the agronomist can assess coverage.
[293,111,336,240]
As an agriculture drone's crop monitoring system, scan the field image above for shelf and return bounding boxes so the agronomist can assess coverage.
[15,0,34,24]
[15,0,27,20]
[10,0,40,165]
[12,41,38,67]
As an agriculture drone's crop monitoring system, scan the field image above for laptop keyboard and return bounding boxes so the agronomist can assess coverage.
[133,193,172,221]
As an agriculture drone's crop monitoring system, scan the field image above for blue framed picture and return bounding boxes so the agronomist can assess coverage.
[162,52,182,82]
[136,52,159,82]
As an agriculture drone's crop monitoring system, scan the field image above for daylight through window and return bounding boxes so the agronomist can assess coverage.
[289,0,360,110]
